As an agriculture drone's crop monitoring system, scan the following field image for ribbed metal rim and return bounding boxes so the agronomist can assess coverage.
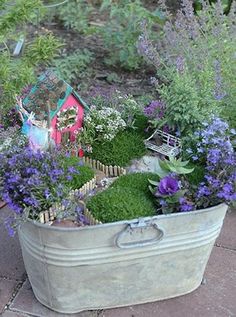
[24,203,228,232]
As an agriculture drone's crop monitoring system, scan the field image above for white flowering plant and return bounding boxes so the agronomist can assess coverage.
[0,126,27,152]
[89,89,143,128]
[76,106,126,150]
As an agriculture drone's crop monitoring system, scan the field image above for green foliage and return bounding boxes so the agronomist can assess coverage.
[0,1,61,121]
[60,155,95,190]
[52,49,94,83]
[89,130,147,167]
[157,70,219,137]
[133,114,149,137]
[25,33,62,66]
[58,0,96,35]
[185,164,205,186]
[0,0,44,40]
[100,0,162,70]
[0,55,35,114]
[194,0,233,14]
[87,172,158,223]
[57,0,163,70]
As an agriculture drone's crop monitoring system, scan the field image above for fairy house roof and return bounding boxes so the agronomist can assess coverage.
[22,70,88,122]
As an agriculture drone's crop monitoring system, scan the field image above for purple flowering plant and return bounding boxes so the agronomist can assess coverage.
[150,117,236,214]
[149,156,194,213]
[187,116,236,209]
[0,147,81,235]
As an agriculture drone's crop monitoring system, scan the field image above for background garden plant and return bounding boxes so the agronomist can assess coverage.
[57,0,163,70]
[0,0,62,122]
[52,49,94,83]
[138,0,236,135]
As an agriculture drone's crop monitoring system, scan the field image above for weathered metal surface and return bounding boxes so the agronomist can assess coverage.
[18,203,227,314]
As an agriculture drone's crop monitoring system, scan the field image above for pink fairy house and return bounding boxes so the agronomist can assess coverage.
[21,70,88,145]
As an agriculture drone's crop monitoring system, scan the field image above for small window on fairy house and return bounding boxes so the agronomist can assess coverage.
[57,106,78,131]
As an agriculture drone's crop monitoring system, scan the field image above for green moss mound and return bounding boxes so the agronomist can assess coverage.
[89,130,147,167]
[61,156,95,190]
[87,172,158,223]
[111,172,159,195]
[87,187,156,223]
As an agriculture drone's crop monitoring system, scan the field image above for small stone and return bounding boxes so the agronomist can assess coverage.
[96,170,107,184]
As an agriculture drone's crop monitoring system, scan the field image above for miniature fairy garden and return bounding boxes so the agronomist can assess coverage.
[0,0,236,235]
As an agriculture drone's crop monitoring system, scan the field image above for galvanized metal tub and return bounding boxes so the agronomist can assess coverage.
[18,203,227,314]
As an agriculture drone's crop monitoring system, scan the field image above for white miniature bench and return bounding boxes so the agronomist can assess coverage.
[144,129,181,157]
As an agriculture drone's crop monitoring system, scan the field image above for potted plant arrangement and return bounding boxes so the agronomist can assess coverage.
[1,98,235,313]
[0,0,235,314]
[0,114,234,313]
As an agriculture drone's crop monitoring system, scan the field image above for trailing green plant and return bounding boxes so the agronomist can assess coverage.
[0,1,62,122]
[88,130,147,167]
[100,0,163,70]
[185,164,205,186]
[138,0,236,134]
[87,187,156,223]
[52,49,94,83]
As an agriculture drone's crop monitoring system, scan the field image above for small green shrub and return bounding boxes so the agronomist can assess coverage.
[61,156,95,189]
[58,0,96,35]
[157,71,216,136]
[89,130,147,166]
[52,49,94,83]
[25,33,62,66]
[87,186,156,223]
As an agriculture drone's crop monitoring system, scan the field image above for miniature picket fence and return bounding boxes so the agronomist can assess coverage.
[82,157,127,177]
[39,206,101,226]
[84,208,102,225]
[73,176,97,197]
[39,176,97,224]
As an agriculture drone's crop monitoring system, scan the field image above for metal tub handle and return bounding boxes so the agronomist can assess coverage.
[115,219,164,249]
